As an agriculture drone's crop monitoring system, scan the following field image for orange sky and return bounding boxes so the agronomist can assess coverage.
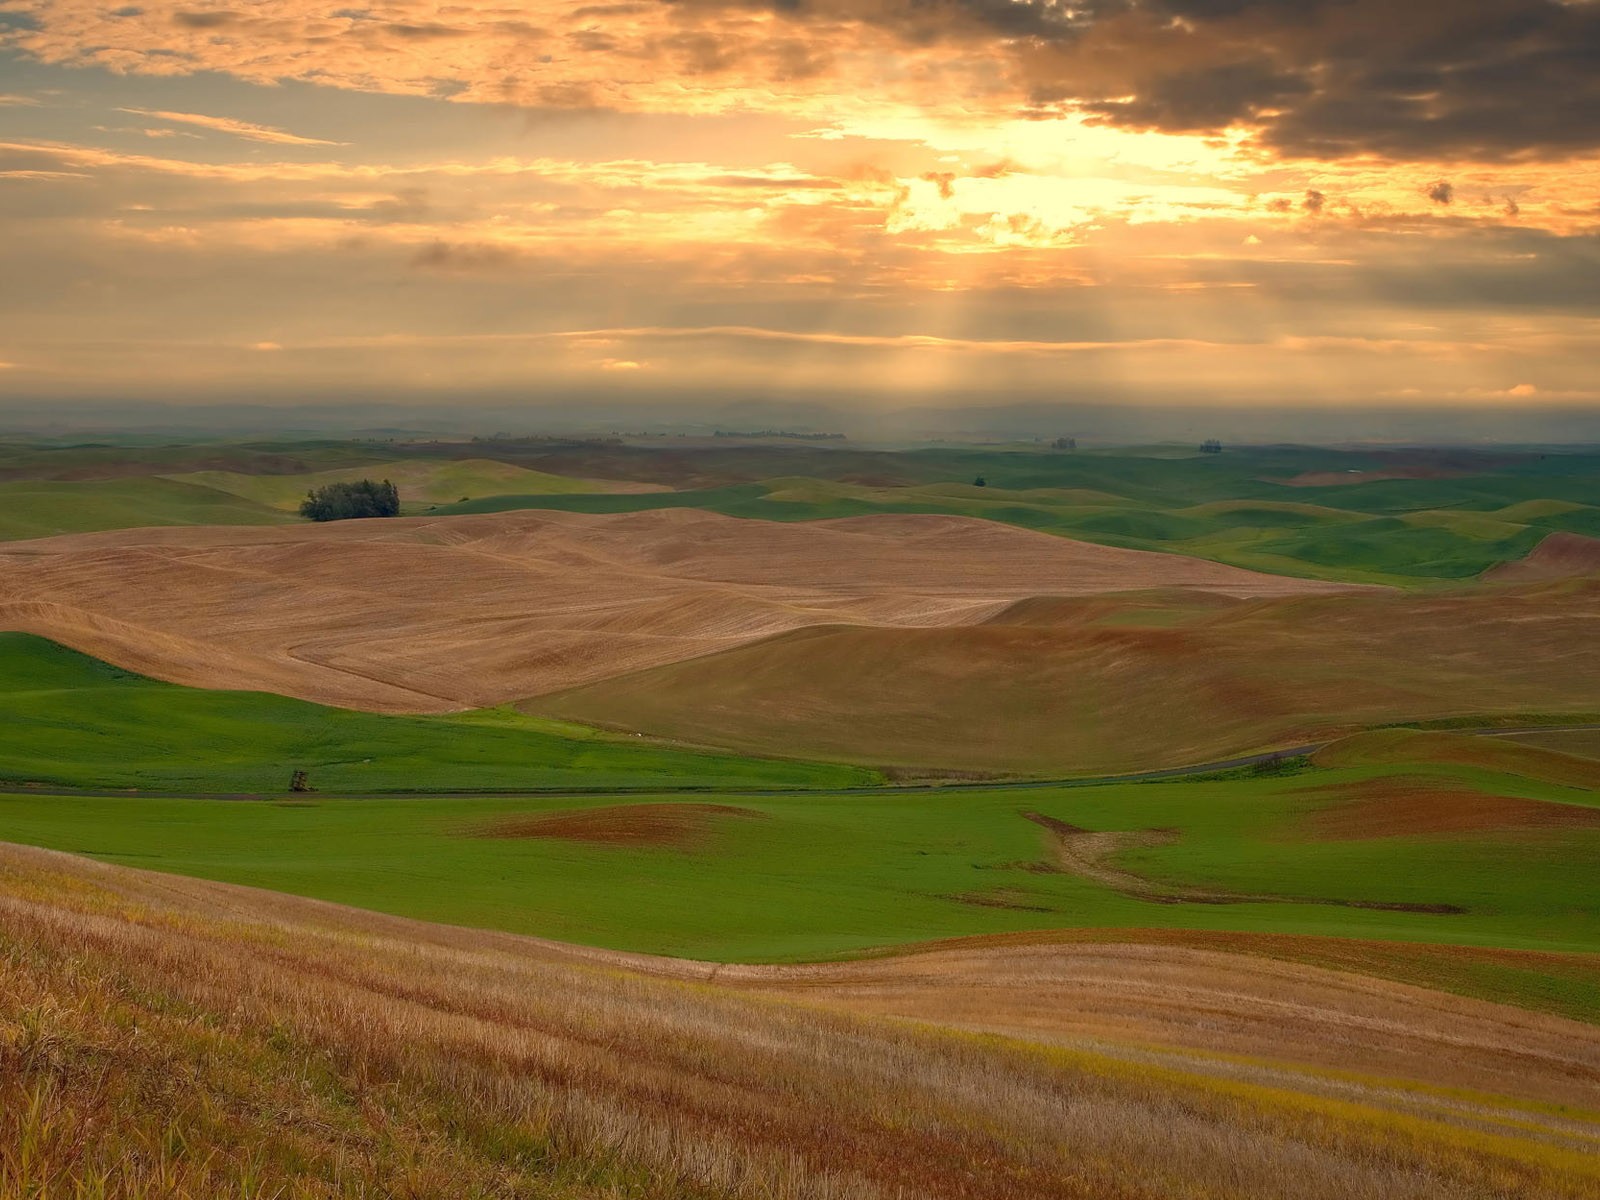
[0,0,1597,418]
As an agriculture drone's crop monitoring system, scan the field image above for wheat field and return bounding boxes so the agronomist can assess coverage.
[3,841,1596,1199]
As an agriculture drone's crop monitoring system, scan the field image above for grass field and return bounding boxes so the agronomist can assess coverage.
[4,438,1600,1195]
[9,843,1597,1200]
[4,731,1597,1014]
[5,439,1599,585]
[0,477,293,541]
[0,634,875,792]
[434,445,1600,585]
[168,457,662,513]
[0,442,664,541]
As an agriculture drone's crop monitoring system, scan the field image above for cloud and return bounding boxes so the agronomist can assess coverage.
[1303,189,1324,215]
[1427,180,1455,205]
[0,94,43,107]
[116,108,344,146]
[3,0,1598,163]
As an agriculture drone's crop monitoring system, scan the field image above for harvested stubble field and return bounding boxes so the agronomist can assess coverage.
[0,507,1346,714]
[3,842,1598,1200]
[534,578,1600,774]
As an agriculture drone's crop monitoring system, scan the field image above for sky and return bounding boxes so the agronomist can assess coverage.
[0,0,1598,432]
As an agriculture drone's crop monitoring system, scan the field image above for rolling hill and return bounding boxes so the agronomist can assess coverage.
[7,842,1596,1200]
[533,580,1600,774]
[0,508,1347,715]
[0,633,873,792]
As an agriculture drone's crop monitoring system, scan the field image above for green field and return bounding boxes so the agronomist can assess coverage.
[4,438,1598,585]
[437,446,1600,584]
[4,439,1600,1025]
[0,634,875,792]
[4,730,1597,1007]
[0,477,293,541]
[168,457,648,513]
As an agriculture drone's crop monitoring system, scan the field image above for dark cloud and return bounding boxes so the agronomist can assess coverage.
[171,10,235,28]
[1077,60,1311,132]
[723,0,1600,161]
[1303,189,1324,215]
[1069,0,1600,160]
[1428,180,1455,205]
[410,241,521,271]
[385,23,469,40]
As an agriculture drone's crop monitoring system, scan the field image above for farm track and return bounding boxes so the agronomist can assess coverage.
[5,724,1599,803]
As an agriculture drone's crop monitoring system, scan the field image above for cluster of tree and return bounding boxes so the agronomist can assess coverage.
[1051,436,1077,450]
[712,430,847,440]
[299,479,401,522]
[1200,439,1224,454]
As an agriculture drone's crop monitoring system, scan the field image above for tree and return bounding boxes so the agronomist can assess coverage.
[1200,439,1223,454]
[1051,436,1076,450]
[300,479,401,522]
[973,475,987,487]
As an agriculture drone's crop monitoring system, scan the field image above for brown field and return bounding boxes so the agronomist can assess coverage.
[1296,777,1600,841]
[1486,532,1600,583]
[0,508,1348,713]
[1314,730,1600,790]
[535,580,1600,774]
[474,802,765,848]
[1277,467,1467,487]
[4,842,1599,1199]
[1507,729,1600,760]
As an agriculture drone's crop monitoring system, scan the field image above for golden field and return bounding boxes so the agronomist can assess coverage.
[3,842,1598,1199]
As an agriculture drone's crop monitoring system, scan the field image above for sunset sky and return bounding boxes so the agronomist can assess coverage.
[1,0,1597,425]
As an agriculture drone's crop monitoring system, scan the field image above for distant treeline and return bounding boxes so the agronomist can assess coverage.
[466,434,624,446]
[300,479,400,521]
[712,430,846,440]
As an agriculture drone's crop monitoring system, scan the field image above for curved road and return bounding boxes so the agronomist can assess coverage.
[5,723,1599,804]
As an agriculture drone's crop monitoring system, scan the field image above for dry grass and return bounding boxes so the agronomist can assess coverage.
[0,508,1351,713]
[2,843,1599,1199]
[538,578,1600,774]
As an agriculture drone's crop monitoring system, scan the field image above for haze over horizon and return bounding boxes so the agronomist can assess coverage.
[2,0,1598,437]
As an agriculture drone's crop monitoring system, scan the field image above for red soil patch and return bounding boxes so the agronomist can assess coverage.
[474,802,763,849]
[1299,777,1600,840]
[1484,531,1600,583]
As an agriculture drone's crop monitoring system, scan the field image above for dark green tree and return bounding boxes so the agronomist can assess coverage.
[300,479,401,522]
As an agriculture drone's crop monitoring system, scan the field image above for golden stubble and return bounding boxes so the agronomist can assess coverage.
[2,842,1597,1199]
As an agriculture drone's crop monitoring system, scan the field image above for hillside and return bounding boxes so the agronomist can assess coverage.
[0,476,293,541]
[3,842,1597,1199]
[433,445,1600,586]
[169,457,667,511]
[535,580,1600,774]
[1484,531,1600,582]
[0,508,1346,714]
[0,633,872,792]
